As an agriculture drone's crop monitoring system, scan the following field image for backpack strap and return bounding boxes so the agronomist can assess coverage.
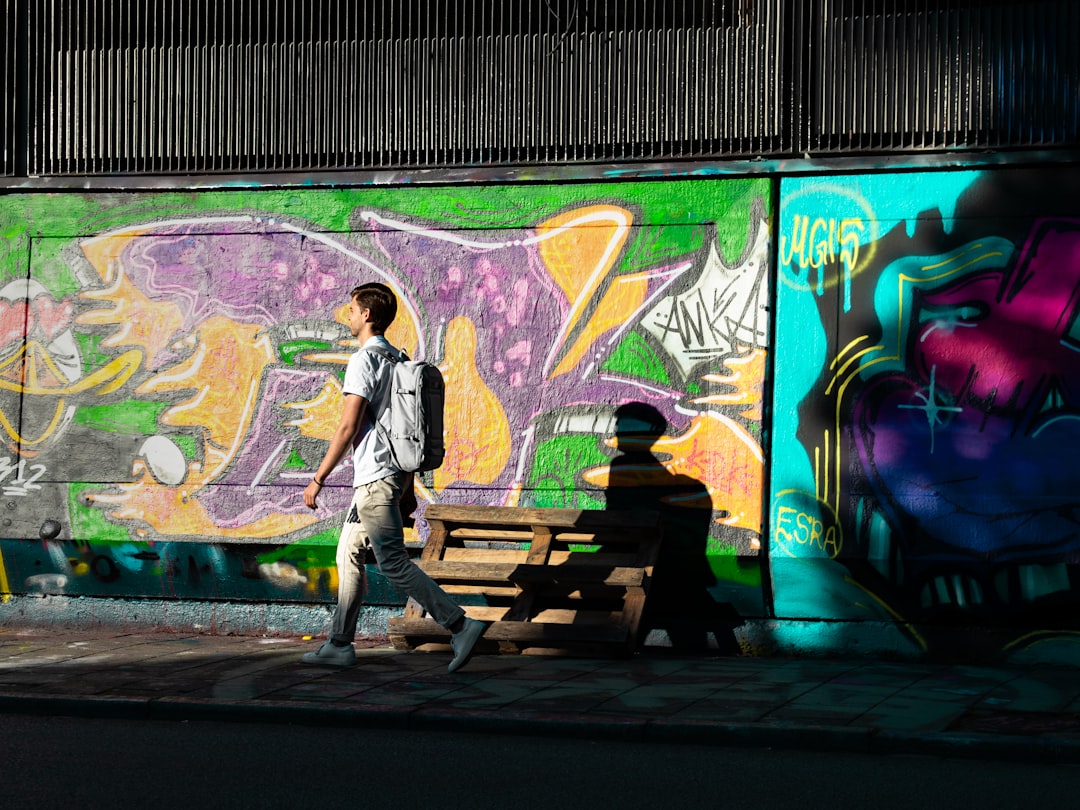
[363,344,407,366]
[361,343,406,469]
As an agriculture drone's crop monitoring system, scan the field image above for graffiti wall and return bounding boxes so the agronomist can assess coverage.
[0,180,770,642]
[773,166,1080,660]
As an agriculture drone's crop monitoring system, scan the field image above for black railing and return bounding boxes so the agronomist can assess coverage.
[2,1,1077,177]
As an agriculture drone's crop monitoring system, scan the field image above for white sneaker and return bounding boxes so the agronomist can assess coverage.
[300,641,356,667]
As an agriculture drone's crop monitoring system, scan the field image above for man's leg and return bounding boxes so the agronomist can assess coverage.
[357,472,466,629]
[329,495,369,645]
[301,493,366,665]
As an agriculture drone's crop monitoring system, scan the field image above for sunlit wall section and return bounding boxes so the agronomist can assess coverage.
[0,179,771,645]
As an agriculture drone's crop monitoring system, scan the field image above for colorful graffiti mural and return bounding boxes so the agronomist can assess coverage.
[0,181,770,637]
[773,167,1080,659]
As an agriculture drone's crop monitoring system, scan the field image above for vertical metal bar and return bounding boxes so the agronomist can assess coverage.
[283,0,292,169]
[1070,0,1078,144]
[671,19,680,156]
[539,25,548,162]
[162,0,170,171]
[330,5,339,168]
[19,0,30,175]
[358,11,367,165]
[207,2,216,171]
[540,12,549,162]
[69,0,78,171]
[612,12,621,160]
[343,6,353,166]
[4,0,11,175]
[969,0,980,144]
[86,0,94,170]
[120,0,129,171]
[3,0,8,174]
[41,0,51,174]
[97,0,105,171]
[163,0,170,170]
[305,2,314,169]
[62,0,71,170]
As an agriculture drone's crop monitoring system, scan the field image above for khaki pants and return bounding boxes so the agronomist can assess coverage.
[330,471,465,644]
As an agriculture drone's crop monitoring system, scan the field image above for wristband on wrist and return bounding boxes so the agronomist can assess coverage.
[312,477,325,487]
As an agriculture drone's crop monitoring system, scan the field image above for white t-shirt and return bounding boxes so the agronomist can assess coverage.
[343,335,398,487]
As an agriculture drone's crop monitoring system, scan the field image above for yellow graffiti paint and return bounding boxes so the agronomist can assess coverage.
[779,183,879,297]
[0,548,9,602]
[78,242,186,365]
[551,269,652,380]
[435,316,511,490]
[137,316,275,478]
[535,205,633,379]
[85,464,317,539]
[0,342,141,453]
[285,376,345,442]
[694,347,766,421]
[772,489,843,559]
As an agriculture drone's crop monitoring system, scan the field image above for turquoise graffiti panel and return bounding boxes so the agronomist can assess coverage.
[772,167,1080,659]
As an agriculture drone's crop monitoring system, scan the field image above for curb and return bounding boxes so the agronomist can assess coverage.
[4,690,1080,763]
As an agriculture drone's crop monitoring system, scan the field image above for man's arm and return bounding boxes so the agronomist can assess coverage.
[304,393,367,509]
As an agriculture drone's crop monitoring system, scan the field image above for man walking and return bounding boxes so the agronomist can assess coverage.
[301,282,485,672]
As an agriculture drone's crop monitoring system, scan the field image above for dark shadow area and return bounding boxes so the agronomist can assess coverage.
[604,402,742,654]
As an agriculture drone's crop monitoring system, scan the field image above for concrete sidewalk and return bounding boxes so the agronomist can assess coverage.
[2,625,1080,763]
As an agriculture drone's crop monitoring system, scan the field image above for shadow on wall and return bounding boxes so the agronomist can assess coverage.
[605,402,743,654]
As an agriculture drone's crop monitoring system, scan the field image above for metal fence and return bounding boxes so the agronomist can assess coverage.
[808,1,1079,151]
[2,1,19,175]
[2,1,1078,177]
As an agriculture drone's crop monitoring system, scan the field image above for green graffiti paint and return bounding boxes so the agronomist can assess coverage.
[601,332,671,385]
[282,449,308,471]
[68,482,135,544]
[279,338,334,366]
[75,401,168,435]
[528,436,609,510]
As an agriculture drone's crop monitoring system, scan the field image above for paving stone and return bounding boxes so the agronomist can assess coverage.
[3,627,1080,763]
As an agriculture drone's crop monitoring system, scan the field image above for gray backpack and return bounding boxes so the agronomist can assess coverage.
[364,345,446,473]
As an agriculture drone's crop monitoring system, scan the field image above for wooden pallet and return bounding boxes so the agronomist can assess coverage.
[387,504,663,657]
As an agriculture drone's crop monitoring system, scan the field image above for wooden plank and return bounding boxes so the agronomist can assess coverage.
[402,596,425,619]
[425,504,661,531]
[439,583,520,597]
[388,616,632,645]
[514,565,646,587]
[415,561,522,583]
[445,528,534,543]
[443,528,656,544]
[438,548,644,567]
[440,548,530,563]
[529,608,624,624]
[496,525,555,649]
[421,517,450,561]
[526,525,554,563]
[416,560,647,587]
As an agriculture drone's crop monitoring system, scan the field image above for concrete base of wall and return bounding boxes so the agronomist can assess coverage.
[729,619,1080,668]
[0,594,400,641]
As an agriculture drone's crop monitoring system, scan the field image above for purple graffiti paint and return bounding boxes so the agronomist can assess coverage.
[853,219,1080,559]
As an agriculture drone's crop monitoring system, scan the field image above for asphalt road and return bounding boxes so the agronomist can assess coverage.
[3,713,1080,809]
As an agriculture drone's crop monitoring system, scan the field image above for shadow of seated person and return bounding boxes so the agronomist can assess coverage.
[603,402,742,654]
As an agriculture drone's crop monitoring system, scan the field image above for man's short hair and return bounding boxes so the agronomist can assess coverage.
[351,282,397,332]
